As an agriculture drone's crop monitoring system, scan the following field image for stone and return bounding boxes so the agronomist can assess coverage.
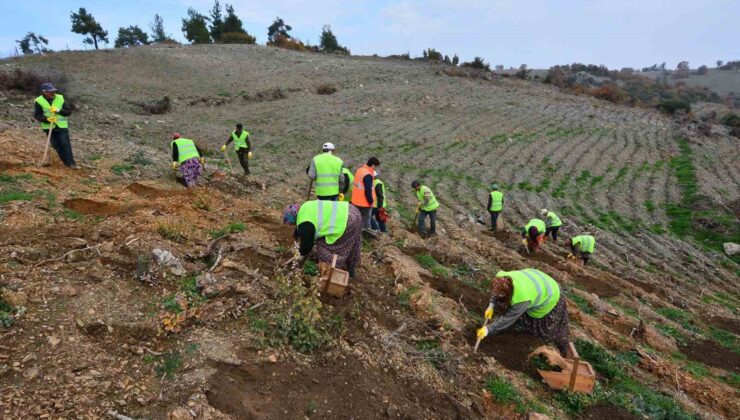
[23,366,39,380]
[48,336,61,348]
[152,248,186,276]
[267,354,277,364]
[723,242,740,256]
[2,290,27,307]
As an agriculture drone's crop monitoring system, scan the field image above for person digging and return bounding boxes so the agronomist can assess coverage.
[521,218,546,252]
[541,208,563,244]
[412,180,439,238]
[477,269,570,356]
[564,235,595,266]
[33,82,77,169]
[283,200,362,279]
[221,123,252,175]
[170,133,204,188]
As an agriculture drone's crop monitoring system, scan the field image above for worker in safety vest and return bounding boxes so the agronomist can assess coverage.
[33,82,77,169]
[170,133,204,188]
[477,269,570,356]
[565,235,595,265]
[351,157,381,230]
[340,167,354,202]
[412,180,439,237]
[221,123,252,175]
[487,184,504,231]
[307,143,343,200]
[521,218,546,252]
[370,171,388,233]
[282,200,363,278]
[541,209,563,243]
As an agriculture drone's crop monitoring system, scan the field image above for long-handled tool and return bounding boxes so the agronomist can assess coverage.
[473,318,491,353]
[306,180,314,201]
[223,149,234,174]
[38,121,55,167]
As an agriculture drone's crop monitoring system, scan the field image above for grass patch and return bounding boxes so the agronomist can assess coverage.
[576,170,592,184]
[0,294,16,328]
[162,295,183,314]
[0,190,35,204]
[551,176,570,198]
[416,339,448,369]
[643,200,656,213]
[209,221,247,239]
[517,181,534,191]
[719,372,740,388]
[485,376,526,412]
[111,163,135,175]
[656,324,687,346]
[157,223,185,243]
[709,327,739,353]
[154,352,183,380]
[63,208,84,220]
[569,293,594,315]
[398,286,419,310]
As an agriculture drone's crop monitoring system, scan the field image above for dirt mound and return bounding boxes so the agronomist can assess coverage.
[62,198,125,216]
[473,331,544,378]
[206,356,468,419]
[126,182,187,198]
[680,340,740,373]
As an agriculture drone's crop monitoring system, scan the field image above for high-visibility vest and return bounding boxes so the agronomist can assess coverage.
[170,138,200,164]
[231,130,249,150]
[373,179,386,208]
[489,190,503,212]
[545,211,562,228]
[296,200,349,245]
[36,94,69,129]
[572,235,595,253]
[312,153,343,196]
[417,185,439,212]
[503,269,561,319]
[524,219,546,235]
[351,165,376,207]
[341,168,354,201]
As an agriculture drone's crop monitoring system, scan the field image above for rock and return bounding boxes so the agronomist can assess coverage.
[529,413,551,420]
[23,366,39,380]
[268,354,277,363]
[22,353,37,363]
[152,248,186,276]
[1,290,27,307]
[723,242,740,256]
[168,408,192,420]
[99,242,115,253]
[48,336,61,348]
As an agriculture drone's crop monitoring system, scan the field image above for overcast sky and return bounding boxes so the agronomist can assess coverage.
[1,0,738,68]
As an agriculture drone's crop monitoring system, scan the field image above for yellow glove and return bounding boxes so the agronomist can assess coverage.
[247,151,253,159]
[49,106,58,114]
[338,193,345,201]
[171,161,178,170]
[220,145,226,152]
[566,253,574,259]
[477,326,489,340]
[199,157,205,164]
[484,303,494,320]
[47,116,57,124]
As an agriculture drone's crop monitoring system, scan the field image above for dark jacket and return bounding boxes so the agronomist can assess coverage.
[295,222,316,256]
[374,182,385,208]
[362,174,374,206]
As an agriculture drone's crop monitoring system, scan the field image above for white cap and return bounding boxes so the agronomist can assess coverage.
[322,142,336,151]
[540,209,548,216]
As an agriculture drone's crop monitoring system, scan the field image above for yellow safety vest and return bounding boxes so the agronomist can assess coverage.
[312,153,343,196]
[231,130,249,150]
[170,138,200,163]
[416,186,439,212]
[296,200,349,245]
[489,190,503,212]
[505,269,560,318]
[36,94,68,129]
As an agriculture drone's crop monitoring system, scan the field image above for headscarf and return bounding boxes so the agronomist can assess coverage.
[491,271,514,314]
[282,203,300,225]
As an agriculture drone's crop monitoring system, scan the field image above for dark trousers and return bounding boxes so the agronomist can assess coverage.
[44,128,76,167]
[236,148,250,174]
[317,195,339,201]
[489,211,500,230]
[545,226,560,241]
[370,207,387,232]
[418,210,436,235]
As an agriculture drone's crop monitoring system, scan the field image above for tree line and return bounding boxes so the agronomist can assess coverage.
[15,2,349,55]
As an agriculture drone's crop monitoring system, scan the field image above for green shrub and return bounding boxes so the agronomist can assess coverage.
[574,339,621,379]
[154,352,183,380]
[303,261,318,276]
[111,163,135,175]
[657,99,691,115]
[485,376,523,410]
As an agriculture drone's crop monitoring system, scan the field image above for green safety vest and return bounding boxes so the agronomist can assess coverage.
[489,190,503,212]
[170,138,200,164]
[505,269,561,319]
[373,179,386,208]
[524,219,546,235]
[417,186,439,212]
[36,94,68,129]
[341,168,354,201]
[231,130,249,150]
[296,200,349,245]
[545,211,562,228]
[313,153,343,196]
[572,235,595,253]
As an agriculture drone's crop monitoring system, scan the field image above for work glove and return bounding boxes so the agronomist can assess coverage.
[49,106,58,114]
[220,145,226,152]
[477,326,489,340]
[338,193,345,201]
[484,303,494,320]
[566,253,575,260]
[47,116,57,124]
[199,157,205,164]
[247,151,253,159]
[521,238,528,247]
[171,162,178,170]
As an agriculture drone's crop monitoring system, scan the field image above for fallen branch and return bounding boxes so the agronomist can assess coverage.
[34,244,103,267]
[208,250,223,272]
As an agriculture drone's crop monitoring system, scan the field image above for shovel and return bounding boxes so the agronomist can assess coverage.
[473,318,491,353]
[306,180,314,201]
[38,121,55,167]
[223,149,234,174]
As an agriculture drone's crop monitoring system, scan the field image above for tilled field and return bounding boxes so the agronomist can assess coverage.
[1,45,738,418]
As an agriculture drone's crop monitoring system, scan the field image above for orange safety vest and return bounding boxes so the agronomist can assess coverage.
[351,165,376,208]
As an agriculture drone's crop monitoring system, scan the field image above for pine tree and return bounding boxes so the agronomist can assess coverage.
[150,14,167,43]
[182,8,211,44]
[209,0,224,42]
[16,32,51,54]
[114,26,150,48]
[70,8,109,49]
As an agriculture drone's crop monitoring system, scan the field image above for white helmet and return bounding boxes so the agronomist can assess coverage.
[322,142,336,151]
[540,209,548,216]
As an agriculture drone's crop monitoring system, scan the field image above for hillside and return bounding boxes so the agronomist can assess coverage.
[0,44,738,419]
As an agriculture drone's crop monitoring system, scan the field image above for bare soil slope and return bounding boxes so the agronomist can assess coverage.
[0,45,738,419]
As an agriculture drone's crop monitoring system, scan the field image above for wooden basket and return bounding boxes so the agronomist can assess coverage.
[318,255,349,298]
[537,342,596,393]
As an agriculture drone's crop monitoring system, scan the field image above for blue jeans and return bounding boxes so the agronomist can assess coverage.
[418,210,436,235]
[370,207,387,232]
